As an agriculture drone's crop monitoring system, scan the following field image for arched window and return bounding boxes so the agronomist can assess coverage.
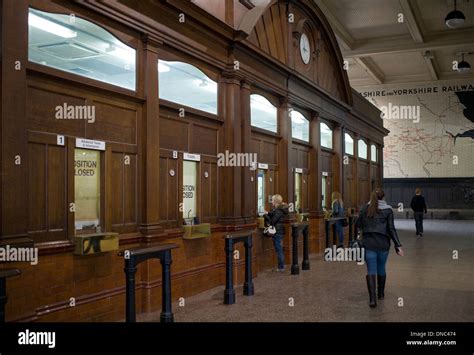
[28,8,136,90]
[371,144,378,162]
[344,133,354,155]
[250,94,277,133]
[320,122,333,149]
[291,110,309,142]
[158,60,218,114]
[358,139,368,159]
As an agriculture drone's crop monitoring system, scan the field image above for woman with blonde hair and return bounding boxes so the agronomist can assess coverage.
[264,194,289,272]
[356,188,404,308]
[331,191,345,248]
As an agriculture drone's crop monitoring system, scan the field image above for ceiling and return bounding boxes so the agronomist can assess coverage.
[314,0,474,89]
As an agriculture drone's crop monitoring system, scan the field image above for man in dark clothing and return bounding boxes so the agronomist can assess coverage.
[410,188,427,237]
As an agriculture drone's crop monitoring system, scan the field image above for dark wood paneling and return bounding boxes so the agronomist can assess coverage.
[160,118,189,151]
[88,101,137,144]
[190,124,218,156]
[27,140,67,242]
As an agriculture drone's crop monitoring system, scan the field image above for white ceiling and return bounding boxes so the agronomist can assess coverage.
[315,0,474,88]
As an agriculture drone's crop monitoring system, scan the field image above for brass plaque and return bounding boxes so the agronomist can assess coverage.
[74,232,119,255]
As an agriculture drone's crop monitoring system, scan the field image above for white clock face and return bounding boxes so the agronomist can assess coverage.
[300,33,311,64]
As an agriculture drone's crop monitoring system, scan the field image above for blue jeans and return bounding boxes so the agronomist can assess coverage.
[335,220,344,246]
[272,233,285,269]
[364,249,389,276]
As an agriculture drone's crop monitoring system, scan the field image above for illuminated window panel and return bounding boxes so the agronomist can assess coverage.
[183,160,198,222]
[320,122,333,149]
[159,60,218,115]
[344,133,354,155]
[250,94,277,133]
[371,144,378,162]
[28,8,136,90]
[358,139,368,159]
[291,110,309,142]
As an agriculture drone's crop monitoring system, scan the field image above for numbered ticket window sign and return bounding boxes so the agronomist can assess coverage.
[74,149,101,232]
[183,160,198,221]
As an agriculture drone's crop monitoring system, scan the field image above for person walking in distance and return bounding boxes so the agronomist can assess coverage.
[356,188,404,308]
[264,194,289,272]
[410,188,427,237]
[331,191,345,248]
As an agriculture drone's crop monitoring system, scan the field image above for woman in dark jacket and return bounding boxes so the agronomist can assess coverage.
[264,194,289,272]
[356,188,404,308]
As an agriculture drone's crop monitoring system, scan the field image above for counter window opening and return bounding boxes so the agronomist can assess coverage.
[28,8,136,91]
[291,110,309,142]
[320,122,333,149]
[371,144,378,163]
[74,149,102,234]
[294,172,302,212]
[257,170,266,216]
[183,159,199,225]
[344,133,354,155]
[250,94,278,133]
[158,60,218,115]
[358,139,368,160]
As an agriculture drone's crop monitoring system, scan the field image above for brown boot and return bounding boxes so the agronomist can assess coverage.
[366,275,377,308]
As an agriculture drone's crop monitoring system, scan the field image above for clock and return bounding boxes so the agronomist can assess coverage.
[299,32,311,64]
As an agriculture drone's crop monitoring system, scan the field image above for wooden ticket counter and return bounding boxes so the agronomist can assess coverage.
[0,0,387,322]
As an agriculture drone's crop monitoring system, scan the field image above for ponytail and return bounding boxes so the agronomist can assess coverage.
[367,188,385,218]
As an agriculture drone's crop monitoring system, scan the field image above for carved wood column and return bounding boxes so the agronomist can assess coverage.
[333,123,343,196]
[277,98,291,204]
[309,111,322,216]
[138,36,163,236]
[240,80,254,222]
[219,71,244,225]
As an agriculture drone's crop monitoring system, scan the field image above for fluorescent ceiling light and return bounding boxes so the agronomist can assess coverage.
[29,12,77,38]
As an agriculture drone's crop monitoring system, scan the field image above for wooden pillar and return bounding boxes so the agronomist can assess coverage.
[278,98,291,203]
[0,0,30,244]
[219,72,244,224]
[240,80,254,222]
[309,112,321,215]
[333,123,343,195]
[138,36,163,236]
[353,132,360,209]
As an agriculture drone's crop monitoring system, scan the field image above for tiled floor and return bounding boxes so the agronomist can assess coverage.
[142,220,474,322]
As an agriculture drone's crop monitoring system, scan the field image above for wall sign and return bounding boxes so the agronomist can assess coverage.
[172,151,178,159]
[57,135,65,146]
[183,153,200,161]
[322,171,329,176]
[76,138,105,151]
[295,168,303,173]
[258,163,268,170]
